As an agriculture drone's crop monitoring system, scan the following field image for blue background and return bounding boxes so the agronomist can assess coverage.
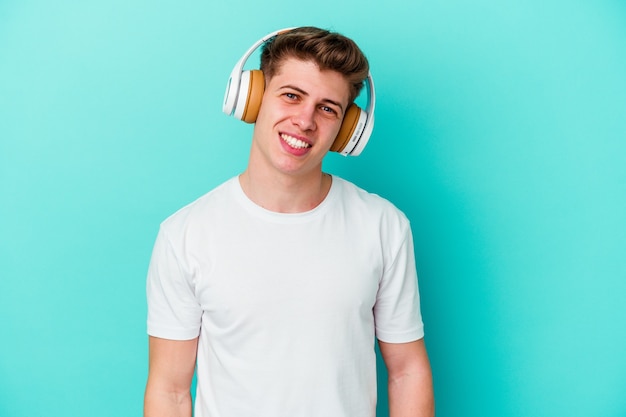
[1,1,625,416]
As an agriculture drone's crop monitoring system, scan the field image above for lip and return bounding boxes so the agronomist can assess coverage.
[279,131,313,156]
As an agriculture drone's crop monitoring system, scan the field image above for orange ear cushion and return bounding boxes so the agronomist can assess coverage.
[330,103,361,153]
[242,70,265,123]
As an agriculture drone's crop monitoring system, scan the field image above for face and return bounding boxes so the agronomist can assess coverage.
[249,58,351,180]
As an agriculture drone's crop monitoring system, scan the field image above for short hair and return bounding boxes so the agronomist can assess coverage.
[260,26,370,104]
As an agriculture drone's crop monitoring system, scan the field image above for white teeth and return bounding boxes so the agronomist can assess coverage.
[281,133,310,149]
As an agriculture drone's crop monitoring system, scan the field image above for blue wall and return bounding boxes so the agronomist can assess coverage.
[1,1,625,416]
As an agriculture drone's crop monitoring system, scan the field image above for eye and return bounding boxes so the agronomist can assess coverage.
[284,92,298,100]
[320,105,337,115]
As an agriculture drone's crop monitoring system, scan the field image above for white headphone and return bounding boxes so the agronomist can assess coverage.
[222,27,376,156]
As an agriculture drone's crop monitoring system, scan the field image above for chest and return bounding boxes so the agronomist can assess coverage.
[190,217,383,332]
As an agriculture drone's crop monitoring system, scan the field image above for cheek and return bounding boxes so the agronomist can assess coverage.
[324,118,344,141]
[257,99,289,123]
[254,103,277,131]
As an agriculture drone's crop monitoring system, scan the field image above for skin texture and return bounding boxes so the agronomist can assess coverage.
[144,337,198,417]
[379,339,435,417]
[144,57,435,417]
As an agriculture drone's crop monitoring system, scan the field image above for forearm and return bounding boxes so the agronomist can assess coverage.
[144,385,192,417]
[387,369,435,417]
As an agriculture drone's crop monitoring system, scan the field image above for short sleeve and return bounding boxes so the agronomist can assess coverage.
[146,226,202,340]
[373,225,424,343]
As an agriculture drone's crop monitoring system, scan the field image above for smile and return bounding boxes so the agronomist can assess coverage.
[281,133,311,150]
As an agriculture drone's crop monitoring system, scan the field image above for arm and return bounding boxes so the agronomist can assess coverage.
[379,338,435,417]
[144,336,199,417]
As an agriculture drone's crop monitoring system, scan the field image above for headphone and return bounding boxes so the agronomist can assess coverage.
[222,27,376,156]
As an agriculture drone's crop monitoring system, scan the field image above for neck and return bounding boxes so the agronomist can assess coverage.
[239,169,332,213]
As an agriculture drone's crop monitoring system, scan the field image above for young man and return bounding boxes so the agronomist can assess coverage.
[144,27,434,417]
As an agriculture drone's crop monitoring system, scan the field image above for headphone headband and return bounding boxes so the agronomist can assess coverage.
[223,28,296,116]
[223,27,375,156]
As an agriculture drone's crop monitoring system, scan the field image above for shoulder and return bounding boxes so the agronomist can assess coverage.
[331,176,410,230]
[159,176,238,234]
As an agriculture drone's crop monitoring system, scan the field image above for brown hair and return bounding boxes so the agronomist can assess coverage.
[260,26,369,104]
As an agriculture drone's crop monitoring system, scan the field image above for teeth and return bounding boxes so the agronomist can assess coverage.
[281,133,310,149]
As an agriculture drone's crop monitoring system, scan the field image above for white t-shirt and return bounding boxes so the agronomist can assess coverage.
[147,175,424,417]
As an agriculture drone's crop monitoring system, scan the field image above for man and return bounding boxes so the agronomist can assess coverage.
[144,26,434,417]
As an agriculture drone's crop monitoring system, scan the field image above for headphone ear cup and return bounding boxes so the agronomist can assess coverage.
[331,103,363,153]
[233,70,265,123]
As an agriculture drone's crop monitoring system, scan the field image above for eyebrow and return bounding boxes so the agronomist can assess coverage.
[279,84,344,113]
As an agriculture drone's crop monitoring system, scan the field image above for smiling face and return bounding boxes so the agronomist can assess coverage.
[247,58,351,182]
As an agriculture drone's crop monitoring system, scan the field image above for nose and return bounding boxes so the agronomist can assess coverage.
[291,104,316,131]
